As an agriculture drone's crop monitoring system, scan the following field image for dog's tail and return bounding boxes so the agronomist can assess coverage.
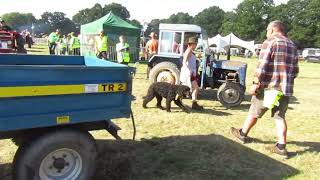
[142,84,155,99]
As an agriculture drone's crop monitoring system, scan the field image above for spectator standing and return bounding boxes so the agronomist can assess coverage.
[13,31,27,54]
[25,31,33,48]
[180,37,203,110]
[48,29,60,55]
[95,30,108,60]
[70,32,80,55]
[116,35,130,65]
[145,32,159,79]
[59,35,67,55]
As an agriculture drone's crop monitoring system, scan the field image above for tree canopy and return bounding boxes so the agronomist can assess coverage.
[193,6,225,37]
[72,3,130,25]
[40,12,77,35]
[1,0,320,48]
[1,12,36,31]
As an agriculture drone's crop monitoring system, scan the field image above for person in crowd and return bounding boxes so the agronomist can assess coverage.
[48,29,60,55]
[59,35,67,55]
[180,37,204,111]
[145,32,159,79]
[116,35,130,65]
[13,31,27,54]
[95,30,108,60]
[70,32,80,55]
[230,20,299,158]
[66,33,73,55]
[25,31,33,48]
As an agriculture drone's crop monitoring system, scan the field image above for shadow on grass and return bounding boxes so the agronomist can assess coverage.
[143,106,232,116]
[227,103,251,111]
[0,163,11,180]
[291,141,320,154]
[94,134,299,180]
[0,134,300,180]
[193,108,232,116]
[199,89,217,100]
[290,96,300,104]
[250,138,320,156]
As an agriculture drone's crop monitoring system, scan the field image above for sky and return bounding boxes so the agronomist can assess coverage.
[0,0,289,23]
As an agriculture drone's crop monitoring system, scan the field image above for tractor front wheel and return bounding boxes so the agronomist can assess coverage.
[217,82,244,108]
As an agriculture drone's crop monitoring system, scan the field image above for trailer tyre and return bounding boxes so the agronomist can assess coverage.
[13,129,97,180]
[217,82,244,108]
[149,62,180,84]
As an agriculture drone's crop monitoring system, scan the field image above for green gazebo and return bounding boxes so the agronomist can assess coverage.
[80,12,140,59]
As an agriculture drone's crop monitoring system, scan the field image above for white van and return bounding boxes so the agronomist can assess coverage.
[302,48,320,62]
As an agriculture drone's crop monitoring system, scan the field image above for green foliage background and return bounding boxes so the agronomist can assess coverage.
[2,0,320,48]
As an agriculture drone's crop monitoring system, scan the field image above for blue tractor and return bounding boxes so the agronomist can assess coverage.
[148,24,247,107]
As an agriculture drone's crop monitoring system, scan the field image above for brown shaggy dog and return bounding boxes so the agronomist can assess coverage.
[142,82,191,112]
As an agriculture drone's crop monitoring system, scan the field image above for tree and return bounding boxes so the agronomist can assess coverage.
[145,19,165,36]
[103,3,130,20]
[1,12,36,31]
[220,11,237,36]
[287,0,320,48]
[271,0,310,36]
[129,19,142,29]
[73,3,130,25]
[90,3,104,22]
[233,0,274,42]
[72,3,104,25]
[193,6,225,37]
[166,12,193,24]
[72,8,92,25]
[40,12,77,35]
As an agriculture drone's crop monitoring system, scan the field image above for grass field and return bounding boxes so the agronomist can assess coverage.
[0,45,319,180]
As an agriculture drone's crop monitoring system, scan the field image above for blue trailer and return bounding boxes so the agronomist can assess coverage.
[0,54,135,180]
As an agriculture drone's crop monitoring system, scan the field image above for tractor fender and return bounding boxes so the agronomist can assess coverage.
[148,55,182,69]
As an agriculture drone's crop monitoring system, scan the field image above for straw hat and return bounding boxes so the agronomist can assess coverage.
[188,37,197,44]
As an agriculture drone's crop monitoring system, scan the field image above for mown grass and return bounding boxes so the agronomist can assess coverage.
[0,45,319,180]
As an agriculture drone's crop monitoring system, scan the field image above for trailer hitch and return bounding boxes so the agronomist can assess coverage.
[105,110,136,140]
[105,120,122,140]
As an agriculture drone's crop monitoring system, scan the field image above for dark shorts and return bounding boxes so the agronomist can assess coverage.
[191,74,199,82]
[249,91,289,120]
[97,51,108,60]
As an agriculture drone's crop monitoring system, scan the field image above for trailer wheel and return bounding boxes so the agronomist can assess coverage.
[12,129,97,180]
[149,62,180,84]
[217,82,244,108]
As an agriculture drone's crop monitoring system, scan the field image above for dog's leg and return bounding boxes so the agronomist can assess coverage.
[174,98,190,113]
[156,95,165,110]
[166,98,173,112]
[143,94,155,108]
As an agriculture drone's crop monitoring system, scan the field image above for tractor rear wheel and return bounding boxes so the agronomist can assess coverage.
[149,62,180,84]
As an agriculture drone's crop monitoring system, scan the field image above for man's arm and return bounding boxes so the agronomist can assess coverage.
[294,51,299,78]
[145,41,150,53]
[182,48,191,64]
[254,41,273,82]
[116,43,122,52]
